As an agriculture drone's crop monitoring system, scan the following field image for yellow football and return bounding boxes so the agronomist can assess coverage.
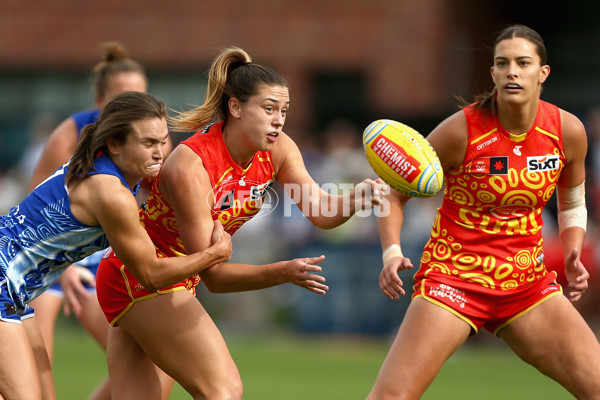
[363,119,443,197]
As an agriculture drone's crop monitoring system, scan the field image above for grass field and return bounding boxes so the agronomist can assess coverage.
[52,320,574,399]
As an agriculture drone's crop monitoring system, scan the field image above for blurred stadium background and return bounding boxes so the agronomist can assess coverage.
[1,1,600,398]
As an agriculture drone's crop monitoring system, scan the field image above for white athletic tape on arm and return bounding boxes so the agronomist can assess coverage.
[557,182,587,234]
[382,244,404,265]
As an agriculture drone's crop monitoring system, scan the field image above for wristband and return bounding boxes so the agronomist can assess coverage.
[382,244,403,265]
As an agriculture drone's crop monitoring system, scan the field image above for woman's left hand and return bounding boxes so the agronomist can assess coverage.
[564,248,589,303]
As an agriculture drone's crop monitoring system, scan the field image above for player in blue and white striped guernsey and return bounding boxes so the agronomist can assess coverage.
[28,42,152,400]
[0,91,232,400]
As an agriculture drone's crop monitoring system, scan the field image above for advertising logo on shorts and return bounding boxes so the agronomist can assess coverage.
[370,136,421,182]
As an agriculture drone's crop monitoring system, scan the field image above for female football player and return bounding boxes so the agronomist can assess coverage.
[367,24,600,400]
[96,47,387,399]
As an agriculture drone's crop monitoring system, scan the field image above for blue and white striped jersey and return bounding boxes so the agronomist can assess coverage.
[0,154,139,313]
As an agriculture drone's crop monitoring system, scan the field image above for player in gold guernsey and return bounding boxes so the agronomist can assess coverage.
[96,47,387,399]
[368,25,600,399]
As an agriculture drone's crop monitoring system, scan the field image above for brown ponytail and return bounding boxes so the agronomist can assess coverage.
[92,42,146,99]
[170,46,287,133]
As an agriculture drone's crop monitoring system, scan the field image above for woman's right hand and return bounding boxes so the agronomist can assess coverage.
[210,220,233,262]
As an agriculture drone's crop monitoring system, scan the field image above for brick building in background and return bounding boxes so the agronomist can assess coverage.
[0,1,481,137]
[2,1,597,146]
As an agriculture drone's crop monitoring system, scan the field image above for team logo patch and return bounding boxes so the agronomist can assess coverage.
[527,155,560,172]
[468,156,508,175]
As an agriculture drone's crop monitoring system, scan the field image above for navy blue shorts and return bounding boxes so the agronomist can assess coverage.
[0,279,34,323]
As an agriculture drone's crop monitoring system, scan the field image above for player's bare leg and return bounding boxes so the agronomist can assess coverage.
[30,293,62,361]
[500,294,600,400]
[108,290,241,400]
[367,297,471,400]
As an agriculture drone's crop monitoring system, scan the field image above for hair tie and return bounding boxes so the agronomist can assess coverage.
[232,60,252,70]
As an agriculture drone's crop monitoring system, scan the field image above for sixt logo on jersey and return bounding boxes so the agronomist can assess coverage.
[527,155,560,172]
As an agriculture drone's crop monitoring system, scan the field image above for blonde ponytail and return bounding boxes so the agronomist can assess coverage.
[170,47,286,133]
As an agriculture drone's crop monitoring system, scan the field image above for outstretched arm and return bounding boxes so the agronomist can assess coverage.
[274,132,387,229]
[200,255,329,295]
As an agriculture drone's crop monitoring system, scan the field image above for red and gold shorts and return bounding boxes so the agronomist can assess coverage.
[96,249,198,325]
[412,269,562,335]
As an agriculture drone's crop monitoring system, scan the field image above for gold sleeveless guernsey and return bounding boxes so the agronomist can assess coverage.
[417,100,564,291]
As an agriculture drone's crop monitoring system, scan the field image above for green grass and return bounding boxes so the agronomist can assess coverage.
[53,322,573,399]
[52,322,106,399]
[422,344,573,400]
